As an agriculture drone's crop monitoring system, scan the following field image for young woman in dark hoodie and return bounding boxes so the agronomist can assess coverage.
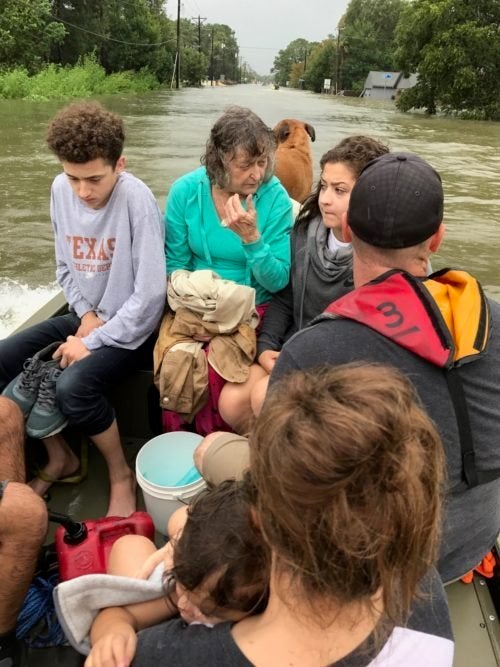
[219,135,389,433]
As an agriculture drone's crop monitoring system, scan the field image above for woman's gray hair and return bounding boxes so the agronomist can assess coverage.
[201,106,276,188]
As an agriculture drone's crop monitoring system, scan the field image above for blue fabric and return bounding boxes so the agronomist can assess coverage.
[17,574,66,648]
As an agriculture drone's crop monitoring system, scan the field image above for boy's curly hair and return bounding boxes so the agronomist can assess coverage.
[46,102,124,166]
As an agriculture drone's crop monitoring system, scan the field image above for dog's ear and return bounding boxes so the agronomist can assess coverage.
[305,123,316,142]
[276,121,290,143]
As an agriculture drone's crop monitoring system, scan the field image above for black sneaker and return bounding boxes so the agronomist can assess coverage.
[26,361,68,439]
[2,342,63,417]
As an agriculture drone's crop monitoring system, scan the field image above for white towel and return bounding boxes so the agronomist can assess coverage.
[53,564,164,655]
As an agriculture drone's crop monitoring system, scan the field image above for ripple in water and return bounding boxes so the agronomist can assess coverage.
[0,279,60,338]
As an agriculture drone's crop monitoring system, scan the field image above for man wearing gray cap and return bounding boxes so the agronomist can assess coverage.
[272,152,500,584]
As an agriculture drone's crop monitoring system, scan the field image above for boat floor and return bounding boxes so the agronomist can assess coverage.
[25,436,154,667]
[16,291,500,665]
[23,436,500,667]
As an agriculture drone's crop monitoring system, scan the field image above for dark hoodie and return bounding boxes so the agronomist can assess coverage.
[273,268,500,583]
[257,216,354,356]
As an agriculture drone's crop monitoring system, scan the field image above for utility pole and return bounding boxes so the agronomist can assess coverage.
[175,0,181,89]
[335,19,344,95]
[191,15,206,53]
[220,42,225,81]
[335,29,340,94]
[210,27,215,86]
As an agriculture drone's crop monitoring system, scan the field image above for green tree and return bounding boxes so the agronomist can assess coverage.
[51,0,175,81]
[289,62,305,88]
[179,17,199,52]
[181,47,208,86]
[205,23,239,82]
[286,41,320,88]
[303,39,336,93]
[272,38,310,86]
[0,0,66,71]
[341,0,406,92]
[395,0,500,119]
[51,0,101,65]
[101,0,169,79]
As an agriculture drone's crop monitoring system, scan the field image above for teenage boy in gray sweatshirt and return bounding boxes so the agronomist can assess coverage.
[0,102,166,517]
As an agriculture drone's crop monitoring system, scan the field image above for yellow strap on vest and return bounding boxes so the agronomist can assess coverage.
[423,269,489,363]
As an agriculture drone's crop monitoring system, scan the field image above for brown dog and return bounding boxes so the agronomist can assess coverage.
[273,119,316,203]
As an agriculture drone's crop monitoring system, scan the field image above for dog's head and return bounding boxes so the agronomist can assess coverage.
[274,119,316,144]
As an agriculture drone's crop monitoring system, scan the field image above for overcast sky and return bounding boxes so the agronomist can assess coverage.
[170,0,350,75]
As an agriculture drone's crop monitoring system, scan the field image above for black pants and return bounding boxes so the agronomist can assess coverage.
[0,313,151,436]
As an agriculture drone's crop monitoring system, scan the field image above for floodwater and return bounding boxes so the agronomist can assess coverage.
[2,86,499,667]
[0,84,499,334]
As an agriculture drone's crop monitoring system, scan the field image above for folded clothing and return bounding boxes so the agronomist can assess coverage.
[53,563,164,655]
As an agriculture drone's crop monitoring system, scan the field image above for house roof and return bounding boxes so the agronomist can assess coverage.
[364,71,400,89]
[363,71,418,90]
[397,73,418,89]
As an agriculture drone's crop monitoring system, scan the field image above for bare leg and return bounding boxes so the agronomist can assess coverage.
[0,398,25,480]
[91,419,136,518]
[107,535,157,577]
[0,483,48,633]
[29,433,80,497]
[167,506,189,538]
[0,398,48,634]
[218,364,268,434]
[193,431,230,477]
[250,374,270,418]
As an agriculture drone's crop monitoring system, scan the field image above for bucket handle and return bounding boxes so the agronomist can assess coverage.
[175,482,205,503]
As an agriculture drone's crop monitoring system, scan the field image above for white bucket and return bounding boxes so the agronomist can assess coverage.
[136,431,206,535]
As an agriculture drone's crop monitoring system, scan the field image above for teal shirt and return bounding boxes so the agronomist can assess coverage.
[165,167,293,305]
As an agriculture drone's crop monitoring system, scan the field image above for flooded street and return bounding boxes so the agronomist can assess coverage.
[0,84,496,667]
[0,84,499,333]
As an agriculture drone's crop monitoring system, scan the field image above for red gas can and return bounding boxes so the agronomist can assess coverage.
[53,511,155,581]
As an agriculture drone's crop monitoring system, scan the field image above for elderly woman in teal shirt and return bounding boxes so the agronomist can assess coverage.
[165,106,293,306]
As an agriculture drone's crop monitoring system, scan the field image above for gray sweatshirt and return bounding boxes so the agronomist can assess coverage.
[51,171,166,350]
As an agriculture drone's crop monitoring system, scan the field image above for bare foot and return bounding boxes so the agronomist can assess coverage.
[107,470,137,517]
[29,449,81,497]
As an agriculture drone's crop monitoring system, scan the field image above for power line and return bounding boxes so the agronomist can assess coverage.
[188,0,203,14]
[239,45,280,51]
[182,0,199,16]
[191,15,206,53]
[51,12,280,56]
[51,15,176,47]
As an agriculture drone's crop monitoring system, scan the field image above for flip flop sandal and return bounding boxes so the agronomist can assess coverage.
[35,437,89,485]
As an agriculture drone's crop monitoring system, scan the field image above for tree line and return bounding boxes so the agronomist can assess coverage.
[1,0,498,119]
[272,0,499,121]
[0,0,257,91]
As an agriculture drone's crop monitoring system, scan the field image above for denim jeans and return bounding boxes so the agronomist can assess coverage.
[0,313,152,435]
